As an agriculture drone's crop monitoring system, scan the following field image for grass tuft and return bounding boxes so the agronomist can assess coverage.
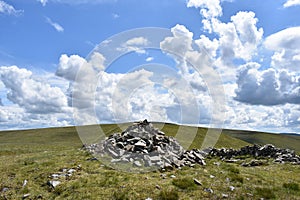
[172,178,197,191]
[158,188,179,200]
[255,187,276,199]
[283,182,299,191]
[112,189,130,200]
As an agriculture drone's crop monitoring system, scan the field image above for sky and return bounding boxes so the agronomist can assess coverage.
[0,0,300,133]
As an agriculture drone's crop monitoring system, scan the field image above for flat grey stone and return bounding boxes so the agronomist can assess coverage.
[48,180,61,188]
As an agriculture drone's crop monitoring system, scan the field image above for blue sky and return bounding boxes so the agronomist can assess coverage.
[1,0,300,133]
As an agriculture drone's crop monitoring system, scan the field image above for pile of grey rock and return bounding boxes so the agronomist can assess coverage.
[83,120,300,169]
[83,120,208,169]
[209,144,300,164]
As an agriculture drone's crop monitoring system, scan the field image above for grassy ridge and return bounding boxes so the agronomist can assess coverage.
[223,129,300,153]
[0,124,299,199]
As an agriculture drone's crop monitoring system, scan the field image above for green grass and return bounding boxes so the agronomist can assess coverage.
[172,177,197,191]
[0,123,299,199]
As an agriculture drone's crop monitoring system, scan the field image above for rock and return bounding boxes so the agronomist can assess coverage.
[204,188,214,193]
[87,157,98,161]
[155,185,161,190]
[241,159,264,167]
[22,180,28,187]
[193,178,202,186]
[160,174,167,179]
[48,180,61,188]
[222,193,229,198]
[1,187,9,193]
[83,120,207,169]
[68,169,76,174]
[210,175,215,179]
[170,175,176,178]
[51,174,60,179]
[83,121,299,170]
[22,194,30,199]
[133,160,142,167]
[226,159,239,163]
[229,186,235,191]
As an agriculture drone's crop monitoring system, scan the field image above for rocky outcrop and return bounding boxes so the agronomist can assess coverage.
[209,144,300,165]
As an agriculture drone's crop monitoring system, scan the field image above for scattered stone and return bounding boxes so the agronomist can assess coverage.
[68,169,76,174]
[22,193,30,199]
[222,193,229,198]
[210,175,215,179]
[170,175,176,178]
[48,180,61,188]
[22,180,28,187]
[193,178,202,186]
[160,174,167,179]
[226,159,239,163]
[204,188,214,194]
[155,185,161,190]
[1,187,9,193]
[229,186,235,191]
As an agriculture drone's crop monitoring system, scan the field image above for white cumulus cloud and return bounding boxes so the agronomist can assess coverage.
[187,0,222,19]
[264,26,300,71]
[0,66,68,114]
[234,63,300,105]
[283,0,300,8]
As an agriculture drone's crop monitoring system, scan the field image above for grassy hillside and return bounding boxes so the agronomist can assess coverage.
[223,129,300,153]
[0,124,299,199]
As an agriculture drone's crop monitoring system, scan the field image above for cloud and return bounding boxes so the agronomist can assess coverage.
[0,66,68,114]
[56,54,87,81]
[264,26,300,71]
[283,0,300,8]
[45,17,64,32]
[0,98,3,106]
[187,0,222,19]
[0,1,23,16]
[56,53,212,125]
[117,37,149,54]
[37,0,47,6]
[187,0,263,64]
[146,57,154,62]
[38,0,48,6]
[234,63,300,105]
[211,11,263,63]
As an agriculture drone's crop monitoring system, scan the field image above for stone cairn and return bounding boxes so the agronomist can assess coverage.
[209,144,300,165]
[83,119,207,169]
[83,120,300,170]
